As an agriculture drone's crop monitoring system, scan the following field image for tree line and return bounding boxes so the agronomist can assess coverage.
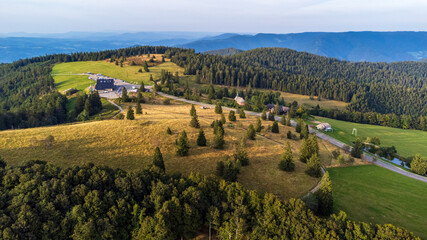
[0,158,419,239]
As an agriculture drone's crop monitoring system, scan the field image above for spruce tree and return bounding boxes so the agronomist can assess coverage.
[190,115,200,128]
[274,102,280,115]
[296,118,302,133]
[220,114,226,124]
[228,111,236,121]
[143,61,149,72]
[315,172,333,215]
[268,113,275,121]
[139,82,145,92]
[234,138,249,166]
[280,115,286,125]
[300,124,309,139]
[197,128,207,146]
[212,126,225,149]
[215,102,222,114]
[271,121,279,133]
[246,124,256,140]
[153,147,165,171]
[261,109,267,120]
[278,142,295,171]
[190,104,197,117]
[239,109,246,118]
[122,87,129,102]
[286,115,291,126]
[287,130,292,139]
[166,127,172,135]
[135,101,142,114]
[351,138,364,158]
[126,106,135,120]
[176,130,189,156]
[255,118,262,132]
[305,153,322,177]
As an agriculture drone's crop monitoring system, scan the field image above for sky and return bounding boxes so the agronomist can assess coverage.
[1,0,427,34]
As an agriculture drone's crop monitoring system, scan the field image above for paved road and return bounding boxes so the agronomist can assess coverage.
[154,90,427,183]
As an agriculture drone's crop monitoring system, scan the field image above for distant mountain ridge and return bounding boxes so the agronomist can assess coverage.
[181,31,427,62]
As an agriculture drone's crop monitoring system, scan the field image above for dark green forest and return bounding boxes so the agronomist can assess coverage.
[167,48,427,117]
[0,159,419,239]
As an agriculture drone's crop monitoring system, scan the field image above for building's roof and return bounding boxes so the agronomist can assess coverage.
[234,96,245,103]
[316,123,332,129]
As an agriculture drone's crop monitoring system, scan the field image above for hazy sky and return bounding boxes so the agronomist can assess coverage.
[1,0,427,33]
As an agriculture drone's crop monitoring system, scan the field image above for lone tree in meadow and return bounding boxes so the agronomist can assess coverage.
[234,138,249,166]
[228,111,236,121]
[272,121,279,133]
[215,102,223,114]
[315,172,333,216]
[166,127,172,135]
[299,135,319,163]
[279,142,295,172]
[411,154,427,175]
[190,104,197,117]
[255,118,262,132]
[220,114,226,124]
[212,126,225,149]
[351,138,364,158]
[153,147,165,171]
[239,109,246,119]
[247,124,256,140]
[305,153,322,177]
[197,128,207,146]
[300,124,309,139]
[135,101,142,114]
[190,114,200,128]
[176,130,189,156]
[126,106,135,120]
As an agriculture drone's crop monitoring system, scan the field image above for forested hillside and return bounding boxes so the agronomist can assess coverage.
[0,46,172,130]
[0,160,419,239]
[168,48,427,118]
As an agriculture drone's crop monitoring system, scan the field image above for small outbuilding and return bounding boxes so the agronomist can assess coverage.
[316,122,332,132]
[95,77,115,91]
[234,94,245,106]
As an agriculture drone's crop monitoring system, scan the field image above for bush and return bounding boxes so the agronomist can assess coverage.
[163,99,171,105]
[351,138,364,158]
[239,110,246,118]
[116,113,124,119]
[287,130,292,139]
[216,158,240,182]
[197,128,207,146]
[337,155,346,165]
[166,127,172,135]
[271,121,279,133]
[278,142,295,171]
[228,111,236,121]
[332,149,340,159]
[215,102,223,114]
[247,124,256,140]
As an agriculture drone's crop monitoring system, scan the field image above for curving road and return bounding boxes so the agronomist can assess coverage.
[154,90,427,183]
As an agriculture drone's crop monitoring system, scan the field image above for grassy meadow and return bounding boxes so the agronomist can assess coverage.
[0,100,358,200]
[52,55,184,89]
[316,116,427,158]
[329,165,427,239]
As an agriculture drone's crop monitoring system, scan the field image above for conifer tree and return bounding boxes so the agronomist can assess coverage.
[143,61,149,72]
[255,118,262,132]
[122,87,129,102]
[153,147,165,171]
[351,138,364,158]
[279,142,295,171]
[287,130,292,139]
[212,126,225,149]
[190,114,200,128]
[285,115,290,126]
[215,102,222,114]
[228,111,236,121]
[126,106,135,120]
[300,124,309,139]
[140,82,145,92]
[239,109,246,118]
[315,172,333,215]
[280,115,286,125]
[135,101,142,114]
[234,138,249,166]
[271,121,279,133]
[166,127,172,135]
[190,104,197,117]
[197,128,207,146]
[247,124,256,140]
[274,102,280,115]
[261,109,267,120]
[305,153,322,177]
[176,130,189,156]
[268,113,275,121]
[296,118,302,133]
[220,114,226,124]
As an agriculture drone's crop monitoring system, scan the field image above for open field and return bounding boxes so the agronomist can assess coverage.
[52,60,184,88]
[54,75,94,92]
[179,76,348,111]
[316,116,427,158]
[0,100,356,200]
[329,165,427,239]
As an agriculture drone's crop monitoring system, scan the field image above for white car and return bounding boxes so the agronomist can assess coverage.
[103,90,108,93]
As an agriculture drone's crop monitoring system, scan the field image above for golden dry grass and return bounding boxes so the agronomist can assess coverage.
[0,101,364,200]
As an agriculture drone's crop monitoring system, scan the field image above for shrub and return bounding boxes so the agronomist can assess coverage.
[228,111,236,121]
[271,121,279,133]
[278,142,295,171]
[247,124,256,140]
[163,99,171,105]
[197,128,207,146]
[332,149,340,159]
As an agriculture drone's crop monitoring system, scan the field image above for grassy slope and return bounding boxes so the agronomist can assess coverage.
[316,116,427,158]
[0,101,354,200]
[329,165,427,239]
[52,60,183,88]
